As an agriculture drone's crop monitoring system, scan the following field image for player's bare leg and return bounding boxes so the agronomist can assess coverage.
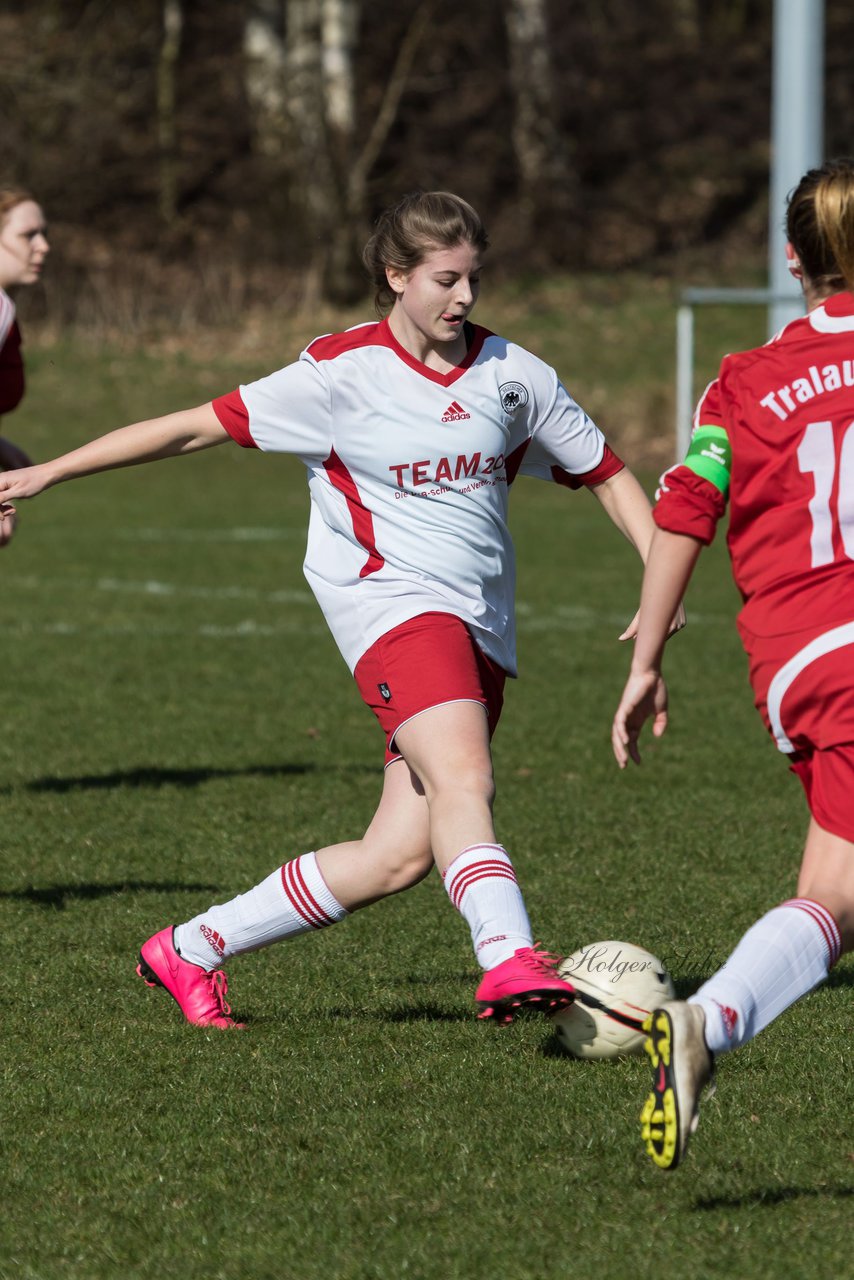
[136,705,573,1028]
[393,699,497,873]
[797,818,854,950]
[394,700,574,1022]
[136,763,433,1028]
[314,758,433,907]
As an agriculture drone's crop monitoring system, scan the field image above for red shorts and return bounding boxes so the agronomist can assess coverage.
[788,746,854,844]
[744,619,854,842]
[353,612,507,766]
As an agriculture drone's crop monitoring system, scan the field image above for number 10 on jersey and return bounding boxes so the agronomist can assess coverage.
[797,420,854,567]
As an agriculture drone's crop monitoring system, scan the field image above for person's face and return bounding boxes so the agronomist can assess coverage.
[386,241,481,348]
[0,201,49,288]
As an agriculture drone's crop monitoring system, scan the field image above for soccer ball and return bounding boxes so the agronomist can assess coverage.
[551,940,675,1059]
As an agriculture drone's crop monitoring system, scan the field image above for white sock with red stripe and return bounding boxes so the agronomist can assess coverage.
[174,852,348,968]
[689,898,842,1055]
[443,843,533,970]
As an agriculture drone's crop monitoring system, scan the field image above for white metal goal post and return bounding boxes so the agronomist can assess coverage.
[675,288,805,462]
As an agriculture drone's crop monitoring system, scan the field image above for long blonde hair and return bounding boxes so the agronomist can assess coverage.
[787,159,854,292]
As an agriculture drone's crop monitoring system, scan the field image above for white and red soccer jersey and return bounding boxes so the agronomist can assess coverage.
[0,289,24,416]
[213,318,622,675]
[655,291,854,642]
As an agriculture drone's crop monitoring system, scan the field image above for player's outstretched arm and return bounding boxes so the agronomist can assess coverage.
[612,527,702,768]
[0,402,229,507]
[589,466,655,556]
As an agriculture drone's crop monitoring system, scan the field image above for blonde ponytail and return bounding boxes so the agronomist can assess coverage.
[814,169,854,291]
[787,159,854,292]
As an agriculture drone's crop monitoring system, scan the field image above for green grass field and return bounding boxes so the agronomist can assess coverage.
[3,296,852,1280]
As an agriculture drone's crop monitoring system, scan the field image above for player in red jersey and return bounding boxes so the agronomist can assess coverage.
[0,189,50,547]
[612,159,854,1169]
[0,192,680,1032]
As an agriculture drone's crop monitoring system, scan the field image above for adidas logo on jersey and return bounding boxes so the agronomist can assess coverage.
[441,400,471,422]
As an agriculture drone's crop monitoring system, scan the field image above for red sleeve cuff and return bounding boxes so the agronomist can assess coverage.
[212,389,257,448]
[654,467,725,544]
[550,443,624,490]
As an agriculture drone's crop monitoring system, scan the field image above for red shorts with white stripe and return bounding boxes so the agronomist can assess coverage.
[353,612,507,766]
[744,618,854,843]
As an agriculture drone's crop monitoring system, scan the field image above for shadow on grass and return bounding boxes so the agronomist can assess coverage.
[322,1003,471,1024]
[826,964,854,989]
[539,1032,639,1062]
[0,880,219,910]
[695,1184,854,1210]
[672,973,717,999]
[23,763,320,792]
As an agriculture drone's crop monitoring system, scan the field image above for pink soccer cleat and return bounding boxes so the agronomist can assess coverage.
[476,945,574,1025]
[136,926,245,1029]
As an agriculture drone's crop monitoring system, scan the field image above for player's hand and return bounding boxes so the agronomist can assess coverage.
[0,461,49,545]
[611,669,668,768]
[668,601,687,636]
[618,607,641,641]
[0,462,53,502]
[619,602,686,643]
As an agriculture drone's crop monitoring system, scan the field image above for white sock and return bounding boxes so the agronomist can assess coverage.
[174,852,348,968]
[689,898,842,1054]
[443,843,533,970]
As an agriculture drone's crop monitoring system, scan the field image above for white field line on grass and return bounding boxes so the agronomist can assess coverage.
[5,572,732,636]
[3,619,328,638]
[118,527,305,543]
[97,577,312,604]
[514,601,731,628]
[6,573,313,605]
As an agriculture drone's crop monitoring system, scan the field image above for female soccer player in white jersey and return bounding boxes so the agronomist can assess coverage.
[612,159,854,1169]
[0,191,665,1031]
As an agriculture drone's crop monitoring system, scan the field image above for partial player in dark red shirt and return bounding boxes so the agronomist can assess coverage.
[612,159,854,1172]
[0,189,50,546]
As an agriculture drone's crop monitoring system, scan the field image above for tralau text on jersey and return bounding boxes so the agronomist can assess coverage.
[760,360,854,420]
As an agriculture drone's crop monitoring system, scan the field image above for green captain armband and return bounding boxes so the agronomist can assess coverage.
[683,425,731,496]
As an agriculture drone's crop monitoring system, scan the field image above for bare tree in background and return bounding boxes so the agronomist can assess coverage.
[244,0,288,155]
[344,0,435,229]
[283,0,348,301]
[243,0,434,304]
[3,0,799,314]
[158,0,184,226]
[322,0,358,142]
[502,0,575,256]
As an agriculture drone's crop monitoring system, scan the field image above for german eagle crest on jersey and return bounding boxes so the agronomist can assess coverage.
[499,382,529,414]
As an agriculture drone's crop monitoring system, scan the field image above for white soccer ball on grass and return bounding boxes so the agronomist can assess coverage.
[551,940,675,1059]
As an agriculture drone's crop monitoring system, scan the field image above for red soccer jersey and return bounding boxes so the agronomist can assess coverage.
[0,320,24,416]
[655,291,854,639]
